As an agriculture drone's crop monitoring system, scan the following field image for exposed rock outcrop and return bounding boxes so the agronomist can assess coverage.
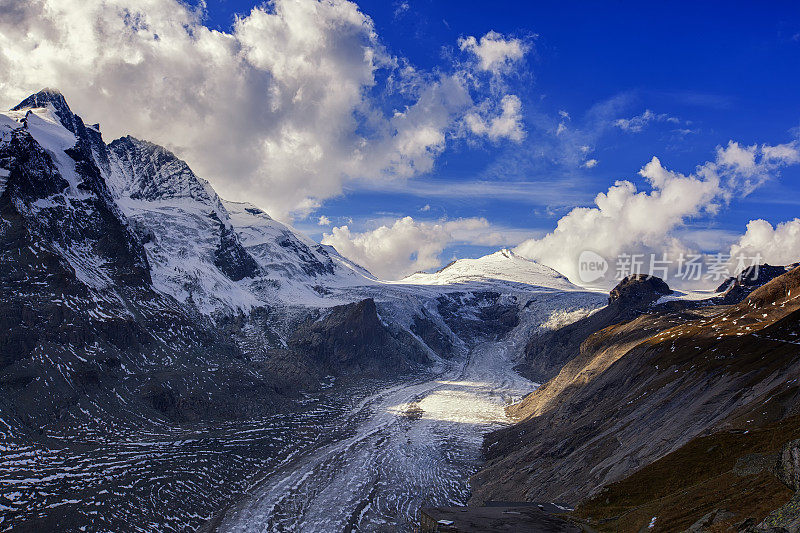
[288,298,431,375]
[609,273,672,304]
[715,264,796,305]
[776,440,800,492]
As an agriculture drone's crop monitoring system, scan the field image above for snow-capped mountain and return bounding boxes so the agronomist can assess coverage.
[222,199,378,304]
[3,89,583,318]
[103,132,383,313]
[105,134,265,313]
[1,89,151,290]
[399,249,576,290]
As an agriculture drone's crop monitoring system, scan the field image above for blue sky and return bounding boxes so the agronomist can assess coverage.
[194,0,800,263]
[2,0,799,282]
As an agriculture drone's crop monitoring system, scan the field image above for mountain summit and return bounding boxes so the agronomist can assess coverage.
[399,249,576,289]
[12,88,81,134]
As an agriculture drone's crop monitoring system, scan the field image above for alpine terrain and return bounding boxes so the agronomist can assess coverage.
[0,90,604,532]
[4,90,800,533]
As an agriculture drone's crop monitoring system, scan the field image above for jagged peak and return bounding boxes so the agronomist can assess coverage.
[12,88,80,134]
[12,88,67,110]
[110,135,172,158]
[109,135,197,180]
[110,136,203,180]
[107,134,231,225]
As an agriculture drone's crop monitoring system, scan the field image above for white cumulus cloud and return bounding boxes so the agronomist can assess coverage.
[464,94,525,142]
[458,30,528,75]
[322,216,511,279]
[514,140,800,285]
[0,0,529,220]
[729,218,800,267]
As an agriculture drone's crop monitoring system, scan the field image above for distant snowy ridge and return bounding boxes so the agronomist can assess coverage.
[398,249,578,290]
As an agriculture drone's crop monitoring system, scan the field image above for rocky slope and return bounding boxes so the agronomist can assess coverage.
[471,267,800,531]
[517,273,672,382]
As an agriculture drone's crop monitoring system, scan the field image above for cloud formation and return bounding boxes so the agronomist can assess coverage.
[0,0,528,220]
[458,30,528,75]
[614,109,680,132]
[514,140,800,285]
[464,94,525,142]
[321,216,517,279]
[729,218,800,267]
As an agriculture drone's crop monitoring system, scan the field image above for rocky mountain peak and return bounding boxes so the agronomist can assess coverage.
[716,263,794,293]
[12,88,80,134]
[713,263,797,305]
[608,274,671,306]
[107,135,221,207]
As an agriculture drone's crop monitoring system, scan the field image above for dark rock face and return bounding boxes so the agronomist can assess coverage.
[1,131,69,200]
[608,273,672,305]
[212,214,260,281]
[715,264,795,305]
[717,264,792,293]
[518,275,671,382]
[288,299,431,375]
[437,291,519,342]
[411,312,459,359]
[776,439,800,492]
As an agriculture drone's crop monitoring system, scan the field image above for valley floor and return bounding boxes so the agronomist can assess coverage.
[217,336,537,532]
